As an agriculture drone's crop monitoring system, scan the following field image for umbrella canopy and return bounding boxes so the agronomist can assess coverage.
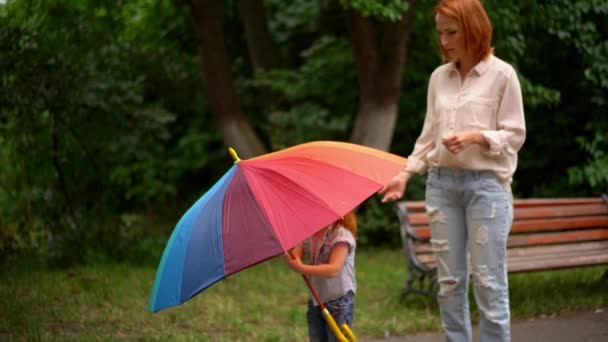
[149,140,407,313]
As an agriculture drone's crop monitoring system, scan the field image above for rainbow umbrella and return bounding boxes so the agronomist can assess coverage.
[148,141,406,338]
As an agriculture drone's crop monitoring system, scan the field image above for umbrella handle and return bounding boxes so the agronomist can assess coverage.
[340,323,357,342]
[321,308,349,342]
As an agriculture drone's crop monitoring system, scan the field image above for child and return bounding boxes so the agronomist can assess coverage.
[284,211,357,342]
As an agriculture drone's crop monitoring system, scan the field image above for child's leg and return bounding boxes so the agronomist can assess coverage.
[306,299,328,342]
[324,291,355,342]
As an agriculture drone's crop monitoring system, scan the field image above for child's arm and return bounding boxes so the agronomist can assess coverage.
[290,245,304,260]
[283,245,304,270]
[284,243,349,278]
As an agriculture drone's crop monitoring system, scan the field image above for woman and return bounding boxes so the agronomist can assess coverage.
[379,0,526,341]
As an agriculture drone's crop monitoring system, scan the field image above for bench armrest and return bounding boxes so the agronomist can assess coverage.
[394,202,434,273]
[394,202,425,242]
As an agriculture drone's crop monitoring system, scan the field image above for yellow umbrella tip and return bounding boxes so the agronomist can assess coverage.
[228,147,242,163]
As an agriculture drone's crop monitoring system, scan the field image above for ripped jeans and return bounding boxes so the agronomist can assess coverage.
[426,167,513,342]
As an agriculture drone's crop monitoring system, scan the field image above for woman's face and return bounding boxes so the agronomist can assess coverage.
[435,12,465,61]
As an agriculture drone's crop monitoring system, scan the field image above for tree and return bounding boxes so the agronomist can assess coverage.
[187,0,267,158]
[345,0,417,150]
[238,0,283,109]
[186,0,420,153]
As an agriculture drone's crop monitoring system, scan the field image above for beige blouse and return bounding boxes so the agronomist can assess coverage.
[404,55,526,193]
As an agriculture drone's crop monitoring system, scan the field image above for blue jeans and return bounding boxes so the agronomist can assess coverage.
[426,168,513,342]
[306,291,355,342]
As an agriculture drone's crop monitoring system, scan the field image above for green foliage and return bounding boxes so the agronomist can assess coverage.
[518,76,561,109]
[266,0,321,45]
[254,36,358,149]
[568,132,608,192]
[0,0,216,264]
[340,0,410,21]
[481,0,608,197]
[357,197,401,248]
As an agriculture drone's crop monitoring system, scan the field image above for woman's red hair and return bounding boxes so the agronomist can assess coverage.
[434,0,494,63]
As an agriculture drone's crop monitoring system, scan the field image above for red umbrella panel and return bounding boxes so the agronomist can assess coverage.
[149,141,407,313]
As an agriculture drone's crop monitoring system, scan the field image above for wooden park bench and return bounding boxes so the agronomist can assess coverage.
[395,195,608,297]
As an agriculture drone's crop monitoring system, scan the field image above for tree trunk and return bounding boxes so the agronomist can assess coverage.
[347,0,417,151]
[188,0,267,158]
[238,0,282,110]
[238,0,281,71]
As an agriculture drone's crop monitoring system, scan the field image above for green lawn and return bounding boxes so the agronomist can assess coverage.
[1,248,606,341]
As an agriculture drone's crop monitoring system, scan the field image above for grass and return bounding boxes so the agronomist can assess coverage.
[1,248,606,341]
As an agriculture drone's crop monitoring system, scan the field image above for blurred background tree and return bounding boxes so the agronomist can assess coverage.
[1,0,606,265]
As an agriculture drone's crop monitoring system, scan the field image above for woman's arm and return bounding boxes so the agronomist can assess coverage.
[379,73,438,202]
[480,67,526,157]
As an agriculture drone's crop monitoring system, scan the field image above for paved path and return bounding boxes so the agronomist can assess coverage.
[360,309,608,342]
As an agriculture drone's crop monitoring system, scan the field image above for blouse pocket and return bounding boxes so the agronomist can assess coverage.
[461,97,498,130]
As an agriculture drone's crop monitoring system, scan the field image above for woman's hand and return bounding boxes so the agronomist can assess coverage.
[442,131,488,154]
[379,170,412,203]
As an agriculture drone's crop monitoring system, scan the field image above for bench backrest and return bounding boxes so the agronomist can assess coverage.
[396,195,608,272]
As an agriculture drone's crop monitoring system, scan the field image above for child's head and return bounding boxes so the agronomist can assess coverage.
[336,210,357,239]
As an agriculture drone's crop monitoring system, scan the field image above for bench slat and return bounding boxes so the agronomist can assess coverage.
[505,240,607,257]
[507,228,608,246]
[508,253,608,272]
[414,229,608,254]
[511,197,606,207]
[514,204,608,219]
[417,253,608,273]
[414,241,608,273]
[407,204,608,226]
[511,216,608,233]
[402,197,605,213]
[409,215,608,240]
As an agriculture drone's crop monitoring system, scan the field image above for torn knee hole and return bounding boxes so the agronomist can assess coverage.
[430,239,449,252]
[475,225,488,246]
[473,266,492,288]
[438,277,458,296]
[440,278,457,285]
[426,207,446,223]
